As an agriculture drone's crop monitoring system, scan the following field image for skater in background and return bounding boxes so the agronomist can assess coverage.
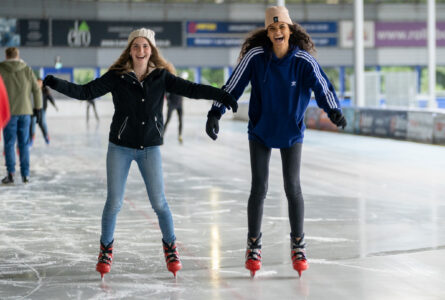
[164,92,183,143]
[86,99,99,123]
[205,6,346,277]
[0,47,42,184]
[164,71,187,143]
[43,28,237,278]
[29,78,58,146]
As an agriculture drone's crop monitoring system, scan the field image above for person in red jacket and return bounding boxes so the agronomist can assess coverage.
[0,75,10,130]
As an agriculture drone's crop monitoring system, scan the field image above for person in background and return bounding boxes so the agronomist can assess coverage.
[86,99,99,124]
[29,78,58,146]
[164,92,183,143]
[0,75,10,132]
[43,28,237,279]
[0,47,42,184]
[205,6,346,277]
[164,72,188,144]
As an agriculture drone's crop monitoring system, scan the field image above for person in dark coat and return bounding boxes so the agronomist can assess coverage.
[43,28,237,278]
[29,78,58,146]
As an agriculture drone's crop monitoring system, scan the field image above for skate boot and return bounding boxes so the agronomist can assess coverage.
[291,233,308,277]
[96,240,113,279]
[162,239,182,277]
[1,173,14,184]
[245,233,262,277]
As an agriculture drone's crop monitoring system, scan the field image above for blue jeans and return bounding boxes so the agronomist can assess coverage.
[101,142,176,245]
[3,115,31,177]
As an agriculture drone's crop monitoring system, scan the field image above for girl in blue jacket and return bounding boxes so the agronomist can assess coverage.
[206,6,346,277]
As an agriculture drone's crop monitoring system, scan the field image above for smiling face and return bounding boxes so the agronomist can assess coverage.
[130,37,152,68]
[267,22,291,48]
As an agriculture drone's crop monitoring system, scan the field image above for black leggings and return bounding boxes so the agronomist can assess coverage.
[164,106,183,136]
[248,140,304,239]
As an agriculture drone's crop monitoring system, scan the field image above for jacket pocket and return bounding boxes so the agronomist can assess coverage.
[118,116,129,140]
[154,115,163,137]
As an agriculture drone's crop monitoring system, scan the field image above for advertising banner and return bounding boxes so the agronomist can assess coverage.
[359,109,407,139]
[407,111,434,143]
[187,21,262,34]
[187,21,337,47]
[300,22,337,34]
[339,21,375,48]
[0,18,20,47]
[52,20,182,47]
[375,22,445,47]
[19,19,49,46]
[433,113,445,145]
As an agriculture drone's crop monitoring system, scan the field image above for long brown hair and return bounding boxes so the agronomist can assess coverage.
[109,39,176,75]
[238,23,316,62]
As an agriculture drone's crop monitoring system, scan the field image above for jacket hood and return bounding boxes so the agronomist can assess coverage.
[265,44,299,64]
[0,59,28,73]
[263,45,299,83]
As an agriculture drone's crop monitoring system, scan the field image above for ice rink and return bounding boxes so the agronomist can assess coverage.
[1,99,445,300]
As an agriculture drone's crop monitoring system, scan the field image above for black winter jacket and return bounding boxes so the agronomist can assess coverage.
[50,68,230,149]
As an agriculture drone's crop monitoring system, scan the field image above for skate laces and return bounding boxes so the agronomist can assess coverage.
[163,240,180,263]
[98,242,113,265]
[246,235,262,261]
[291,234,306,261]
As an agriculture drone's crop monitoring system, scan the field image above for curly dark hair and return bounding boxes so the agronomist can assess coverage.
[238,23,316,62]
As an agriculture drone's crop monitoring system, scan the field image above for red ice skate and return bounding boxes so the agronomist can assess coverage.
[245,233,262,277]
[96,240,113,279]
[291,234,308,277]
[163,240,182,277]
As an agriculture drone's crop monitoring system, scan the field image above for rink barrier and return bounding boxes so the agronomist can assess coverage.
[233,102,445,145]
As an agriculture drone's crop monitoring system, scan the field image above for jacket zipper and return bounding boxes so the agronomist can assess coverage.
[118,116,129,140]
[154,116,162,137]
[126,73,145,88]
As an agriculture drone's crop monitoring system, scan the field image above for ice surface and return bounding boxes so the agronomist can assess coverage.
[1,99,445,299]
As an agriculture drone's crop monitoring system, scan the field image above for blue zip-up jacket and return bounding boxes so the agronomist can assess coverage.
[210,45,341,148]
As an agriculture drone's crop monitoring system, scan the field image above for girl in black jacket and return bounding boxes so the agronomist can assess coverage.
[44,28,237,279]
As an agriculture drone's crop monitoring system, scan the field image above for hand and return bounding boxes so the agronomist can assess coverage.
[219,93,238,113]
[206,110,221,140]
[328,109,347,129]
[33,108,42,125]
[43,75,57,88]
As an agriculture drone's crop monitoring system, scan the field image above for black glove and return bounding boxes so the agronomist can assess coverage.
[328,109,347,129]
[33,108,42,125]
[43,75,57,89]
[218,93,238,113]
[206,110,221,140]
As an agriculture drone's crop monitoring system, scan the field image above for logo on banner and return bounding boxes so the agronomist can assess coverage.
[68,20,91,47]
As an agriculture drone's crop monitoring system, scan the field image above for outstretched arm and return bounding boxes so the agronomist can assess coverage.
[164,72,237,112]
[205,47,260,140]
[43,71,115,101]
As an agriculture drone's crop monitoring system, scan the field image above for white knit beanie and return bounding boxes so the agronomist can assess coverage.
[265,6,293,28]
[127,28,156,47]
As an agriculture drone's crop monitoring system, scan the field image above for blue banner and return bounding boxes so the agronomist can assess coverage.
[187,37,244,47]
[312,37,337,47]
[187,21,262,34]
[300,22,337,34]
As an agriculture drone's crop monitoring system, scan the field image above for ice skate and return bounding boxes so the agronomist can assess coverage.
[291,234,308,277]
[245,233,262,277]
[96,240,113,279]
[162,239,182,277]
